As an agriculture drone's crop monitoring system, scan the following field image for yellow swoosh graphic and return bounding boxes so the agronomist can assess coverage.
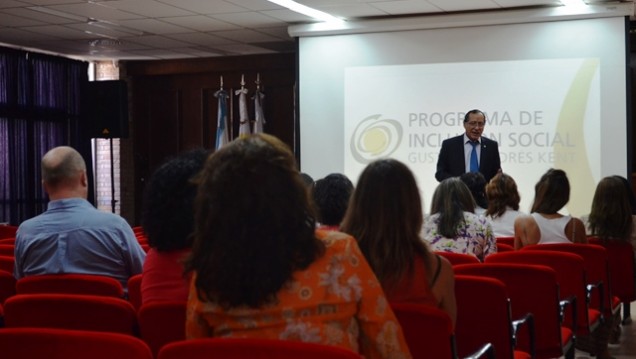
[555,59,598,216]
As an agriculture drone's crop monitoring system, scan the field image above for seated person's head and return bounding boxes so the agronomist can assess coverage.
[460,172,488,209]
[187,134,323,308]
[531,168,570,214]
[485,172,520,218]
[431,177,475,214]
[313,173,354,227]
[141,148,209,252]
[589,176,633,240]
[41,146,88,200]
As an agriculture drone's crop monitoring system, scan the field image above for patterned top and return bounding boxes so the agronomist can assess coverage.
[422,212,496,261]
[186,230,412,359]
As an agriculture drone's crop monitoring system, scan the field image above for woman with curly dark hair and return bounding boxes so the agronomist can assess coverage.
[185,134,411,359]
[313,173,354,231]
[140,148,208,304]
[340,159,456,328]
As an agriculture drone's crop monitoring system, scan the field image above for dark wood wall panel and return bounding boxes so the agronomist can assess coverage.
[124,53,296,221]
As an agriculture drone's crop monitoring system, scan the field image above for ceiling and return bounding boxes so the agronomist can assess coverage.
[0,0,631,61]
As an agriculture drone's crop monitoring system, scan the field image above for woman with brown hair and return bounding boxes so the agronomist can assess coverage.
[484,172,525,237]
[514,168,587,249]
[341,159,456,328]
[423,177,496,262]
[185,134,411,359]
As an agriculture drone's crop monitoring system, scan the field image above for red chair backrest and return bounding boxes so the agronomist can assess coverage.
[4,293,137,334]
[435,251,480,266]
[0,270,16,304]
[522,243,615,315]
[0,255,14,273]
[0,237,15,245]
[158,338,364,359]
[391,303,456,359]
[454,263,569,359]
[455,275,521,359]
[496,243,515,252]
[138,301,187,357]
[127,273,143,310]
[0,225,18,239]
[496,236,515,247]
[16,274,124,297]
[0,327,153,359]
[0,244,14,257]
[588,237,636,302]
[486,250,600,336]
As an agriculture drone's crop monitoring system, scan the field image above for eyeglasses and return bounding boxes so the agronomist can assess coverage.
[466,121,485,128]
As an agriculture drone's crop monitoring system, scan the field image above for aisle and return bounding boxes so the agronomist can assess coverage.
[573,302,636,359]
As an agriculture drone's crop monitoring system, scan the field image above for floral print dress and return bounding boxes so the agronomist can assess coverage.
[186,230,412,359]
[422,212,496,261]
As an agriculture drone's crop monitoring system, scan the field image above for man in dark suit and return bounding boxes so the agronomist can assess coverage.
[435,109,501,183]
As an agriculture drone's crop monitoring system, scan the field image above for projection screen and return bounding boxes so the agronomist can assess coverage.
[297,13,629,216]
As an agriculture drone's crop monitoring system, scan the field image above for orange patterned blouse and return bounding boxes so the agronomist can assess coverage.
[186,230,412,359]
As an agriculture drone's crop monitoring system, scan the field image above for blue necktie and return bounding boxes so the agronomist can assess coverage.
[470,141,479,172]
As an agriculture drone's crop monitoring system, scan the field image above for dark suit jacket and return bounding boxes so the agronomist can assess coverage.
[435,135,501,183]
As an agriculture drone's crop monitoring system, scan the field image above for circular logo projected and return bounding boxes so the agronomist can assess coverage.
[350,114,403,164]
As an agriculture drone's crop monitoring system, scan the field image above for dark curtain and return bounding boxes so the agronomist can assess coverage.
[0,47,90,225]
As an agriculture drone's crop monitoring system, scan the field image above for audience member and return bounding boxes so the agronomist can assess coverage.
[460,172,488,215]
[13,146,145,289]
[586,176,636,244]
[341,159,456,328]
[581,175,634,354]
[140,148,208,304]
[312,173,354,231]
[513,169,586,249]
[484,172,525,237]
[185,134,411,359]
[423,177,496,261]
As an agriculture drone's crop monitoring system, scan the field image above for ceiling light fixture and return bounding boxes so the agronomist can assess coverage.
[267,0,343,23]
[560,0,587,7]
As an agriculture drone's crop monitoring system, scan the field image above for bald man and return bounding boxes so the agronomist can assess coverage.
[14,146,145,290]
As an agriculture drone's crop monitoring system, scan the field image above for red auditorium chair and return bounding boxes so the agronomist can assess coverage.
[0,237,15,245]
[0,225,17,239]
[392,302,494,359]
[0,255,14,273]
[127,273,143,310]
[0,327,153,359]
[4,293,137,334]
[0,244,14,256]
[138,301,187,357]
[158,338,364,359]
[522,243,621,319]
[0,270,16,304]
[588,237,636,322]
[496,243,515,252]
[496,236,515,247]
[486,250,602,338]
[435,251,480,266]
[455,275,534,359]
[455,263,575,359]
[16,273,124,298]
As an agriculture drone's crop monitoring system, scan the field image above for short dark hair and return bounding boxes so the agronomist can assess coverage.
[463,109,486,123]
[460,172,488,209]
[141,148,209,252]
[313,173,354,226]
